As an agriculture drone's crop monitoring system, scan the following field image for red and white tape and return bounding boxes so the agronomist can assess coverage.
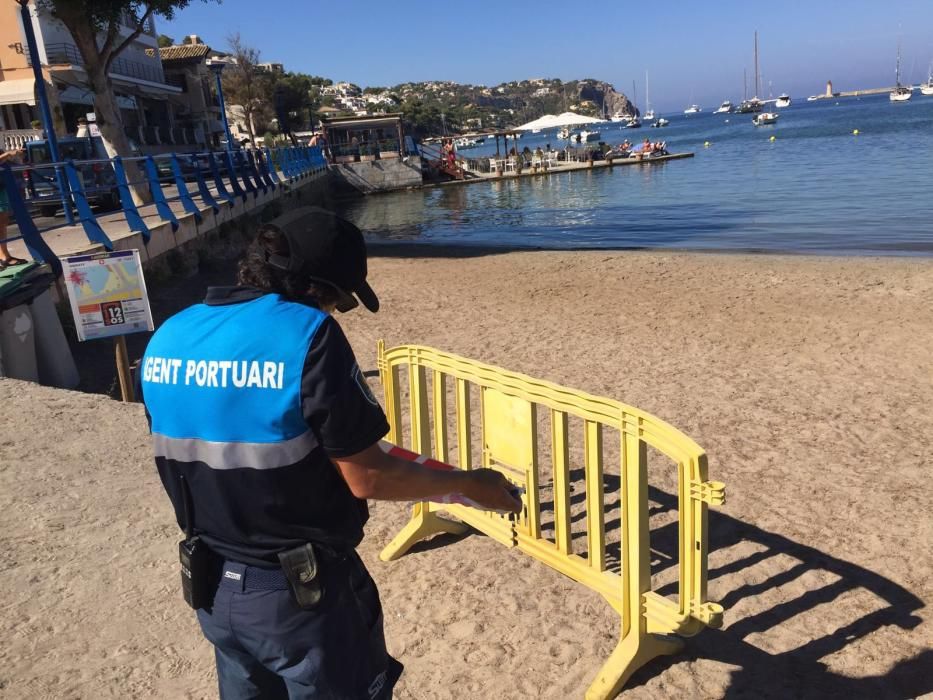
[378,440,523,512]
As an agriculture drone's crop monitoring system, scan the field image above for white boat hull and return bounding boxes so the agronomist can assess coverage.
[753,112,779,126]
[921,85,933,96]
[890,90,912,102]
[775,96,791,108]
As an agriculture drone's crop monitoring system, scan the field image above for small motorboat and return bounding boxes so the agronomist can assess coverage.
[624,118,642,129]
[775,93,792,108]
[684,104,701,114]
[650,117,670,128]
[714,101,733,114]
[753,112,779,126]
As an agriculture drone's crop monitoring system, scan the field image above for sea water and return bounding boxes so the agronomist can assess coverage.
[337,93,933,256]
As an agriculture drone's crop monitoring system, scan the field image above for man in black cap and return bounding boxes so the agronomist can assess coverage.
[140,206,521,699]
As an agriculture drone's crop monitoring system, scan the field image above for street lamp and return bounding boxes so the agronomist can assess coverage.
[206,58,234,153]
[16,0,73,224]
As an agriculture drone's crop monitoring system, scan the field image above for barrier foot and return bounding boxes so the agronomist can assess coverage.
[584,633,684,700]
[379,505,470,562]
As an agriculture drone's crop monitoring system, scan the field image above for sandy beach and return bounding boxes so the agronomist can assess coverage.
[1,249,931,699]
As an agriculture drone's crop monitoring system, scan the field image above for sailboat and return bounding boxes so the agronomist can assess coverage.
[626,80,642,128]
[644,71,655,121]
[918,62,933,96]
[736,34,764,114]
[890,42,912,102]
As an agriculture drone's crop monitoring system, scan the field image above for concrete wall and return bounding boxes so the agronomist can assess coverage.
[328,156,423,195]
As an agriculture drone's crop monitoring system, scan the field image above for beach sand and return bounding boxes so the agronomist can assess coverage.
[1,250,931,699]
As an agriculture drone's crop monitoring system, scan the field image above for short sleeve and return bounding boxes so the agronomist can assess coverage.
[301,317,389,457]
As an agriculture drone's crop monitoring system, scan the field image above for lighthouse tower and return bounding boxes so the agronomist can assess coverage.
[825,80,834,97]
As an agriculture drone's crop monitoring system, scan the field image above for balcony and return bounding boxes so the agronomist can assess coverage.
[36,43,166,85]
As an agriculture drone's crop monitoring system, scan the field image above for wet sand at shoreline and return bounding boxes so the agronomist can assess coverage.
[1,249,931,698]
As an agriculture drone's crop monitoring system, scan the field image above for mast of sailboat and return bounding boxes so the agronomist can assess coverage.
[754,30,760,99]
[744,68,748,101]
[895,41,901,87]
[633,80,638,117]
[645,70,649,114]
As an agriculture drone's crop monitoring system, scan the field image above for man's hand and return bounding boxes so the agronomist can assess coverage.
[462,469,523,514]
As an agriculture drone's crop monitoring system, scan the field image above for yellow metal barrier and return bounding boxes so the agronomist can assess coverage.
[376,342,725,698]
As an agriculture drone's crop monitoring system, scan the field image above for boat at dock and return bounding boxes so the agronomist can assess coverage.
[714,101,733,114]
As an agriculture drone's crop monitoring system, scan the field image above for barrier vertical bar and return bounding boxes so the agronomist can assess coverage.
[585,420,606,571]
[111,156,150,243]
[189,154,221,213]
[455,378,472,470]
[526,404,542,540]
[207,152,236,205]
[223,151,247,202]
[409,363,430,455]
[169,155,203,223]
[63,161,113,250]
[432,370,448,462]
[551,410,572,554]
[263,147,281,186]
[142,157,179,231]
[1,164,61,275]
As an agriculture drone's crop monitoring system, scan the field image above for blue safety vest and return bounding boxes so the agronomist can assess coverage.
[141,291,368,566]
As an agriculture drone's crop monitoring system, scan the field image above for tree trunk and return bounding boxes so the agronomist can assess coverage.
[68,25,151,206]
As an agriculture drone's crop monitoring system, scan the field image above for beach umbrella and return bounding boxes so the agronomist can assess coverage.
[515,112,605,131]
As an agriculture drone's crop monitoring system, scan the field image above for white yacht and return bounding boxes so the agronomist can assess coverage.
[890,42,912,102]
[610,112,630,122]
[714,101,733,114]
[775,93,792,108]
[921,81,933,96]
[644,109,655,120]
[577,129,600,142]
[684,104,701,114]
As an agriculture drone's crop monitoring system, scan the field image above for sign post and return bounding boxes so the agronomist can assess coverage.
[61,250,154,402]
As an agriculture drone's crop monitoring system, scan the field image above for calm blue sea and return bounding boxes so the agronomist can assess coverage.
[337,93,933,256]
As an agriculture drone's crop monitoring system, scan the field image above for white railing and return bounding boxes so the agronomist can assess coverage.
[2,129,44,150]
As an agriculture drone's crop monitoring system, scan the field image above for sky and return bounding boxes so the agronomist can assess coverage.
[161,0,933,112]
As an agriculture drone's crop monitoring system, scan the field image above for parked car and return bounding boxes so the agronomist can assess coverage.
[23,136,123,216]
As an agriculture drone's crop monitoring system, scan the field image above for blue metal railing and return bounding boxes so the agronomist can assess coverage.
[2,145,328,276]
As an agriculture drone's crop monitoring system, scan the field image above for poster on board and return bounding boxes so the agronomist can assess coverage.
[62,250,154,341]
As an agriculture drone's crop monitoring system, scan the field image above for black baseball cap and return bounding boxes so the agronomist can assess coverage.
[261,206,379,312]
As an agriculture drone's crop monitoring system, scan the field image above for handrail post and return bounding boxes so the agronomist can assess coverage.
[169,154,203,223]
[142,156,179,231]
[207,152,235,205]
[111,156,150,242]
[189,153,221,213]
[63,160,113,250]
[223,150,247,201]
[262,147,281,186]
[1,163,61,275]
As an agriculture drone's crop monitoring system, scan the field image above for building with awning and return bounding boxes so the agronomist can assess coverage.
[321,113,408,163]
[0,2,192,153]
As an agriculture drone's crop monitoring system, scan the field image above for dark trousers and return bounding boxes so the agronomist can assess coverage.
[197,552,402,699]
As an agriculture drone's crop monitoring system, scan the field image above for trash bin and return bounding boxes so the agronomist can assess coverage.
[0,272,80,388]
[30,282,80,389]
[0,284,39,382]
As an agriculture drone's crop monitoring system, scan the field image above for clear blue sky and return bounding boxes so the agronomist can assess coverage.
[161,0,933,112]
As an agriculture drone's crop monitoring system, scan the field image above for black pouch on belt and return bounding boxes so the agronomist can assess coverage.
[278,543,324,610]
[177,475,220,610]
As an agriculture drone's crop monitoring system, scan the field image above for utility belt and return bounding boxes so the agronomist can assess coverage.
[177,475,345,612]
[180,538,345,612]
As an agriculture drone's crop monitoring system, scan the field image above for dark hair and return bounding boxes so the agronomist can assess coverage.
[236,226,342,308]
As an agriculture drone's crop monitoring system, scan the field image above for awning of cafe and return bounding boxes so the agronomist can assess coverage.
[0,79,37,107]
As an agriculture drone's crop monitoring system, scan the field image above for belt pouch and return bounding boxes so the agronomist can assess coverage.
[179,536,219,610]
[278,543,324,610]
